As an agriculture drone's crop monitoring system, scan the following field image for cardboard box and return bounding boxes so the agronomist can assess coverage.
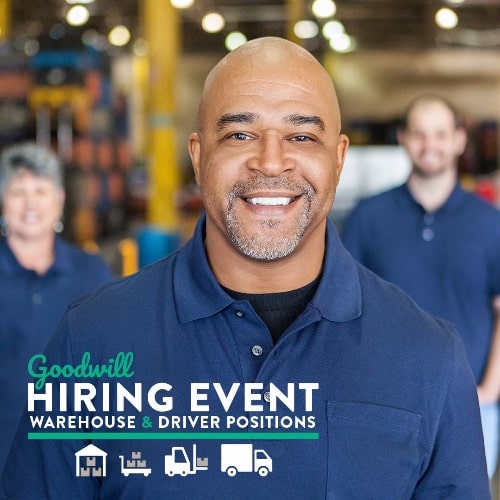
[92,467,102,477]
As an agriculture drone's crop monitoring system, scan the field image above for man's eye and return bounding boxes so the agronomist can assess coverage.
[229,132,251,141]
[290,135,313,142]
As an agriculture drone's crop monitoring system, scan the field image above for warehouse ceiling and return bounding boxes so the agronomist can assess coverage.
[8,0,500,56]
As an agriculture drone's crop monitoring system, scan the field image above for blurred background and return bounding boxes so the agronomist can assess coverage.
[0,0,498,274]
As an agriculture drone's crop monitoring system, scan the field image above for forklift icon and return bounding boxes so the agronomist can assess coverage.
[164,445,208,477]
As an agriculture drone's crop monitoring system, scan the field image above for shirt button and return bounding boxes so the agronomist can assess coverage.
[422,227,434,241]
[32,293,42,305]
[263,391,271,403]
[251,345,263,356]
[424,213,435,225]
[235,310,244,318]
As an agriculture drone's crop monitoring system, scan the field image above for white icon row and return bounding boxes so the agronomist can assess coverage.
[75,443,273,478]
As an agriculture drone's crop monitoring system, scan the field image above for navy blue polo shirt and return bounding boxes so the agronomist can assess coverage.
[1,216,489,498]
[341,183,500,383]
[0,238,113,472]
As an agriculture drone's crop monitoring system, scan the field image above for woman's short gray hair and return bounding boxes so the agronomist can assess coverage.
[0,142,63,199]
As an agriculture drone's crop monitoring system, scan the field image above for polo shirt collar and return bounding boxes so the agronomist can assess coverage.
[310,221,362,322]
[402,182,467,213]
[174,213,362,324]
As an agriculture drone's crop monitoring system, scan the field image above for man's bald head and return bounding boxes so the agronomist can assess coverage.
[197,37,342,134]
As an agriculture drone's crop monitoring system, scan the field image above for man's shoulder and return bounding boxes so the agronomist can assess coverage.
[461,188,500,217]
[56,238,111,270]
[345,186,405,226]
[356,262,458,351]
[456,189,500,241]
[341,185,408,245]
[356,184,405,209]
[67,255,175,317]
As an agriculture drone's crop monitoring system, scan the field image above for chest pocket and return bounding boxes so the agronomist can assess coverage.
[326,401,421,499]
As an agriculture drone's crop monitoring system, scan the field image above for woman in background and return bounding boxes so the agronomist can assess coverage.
[0,142,113,473]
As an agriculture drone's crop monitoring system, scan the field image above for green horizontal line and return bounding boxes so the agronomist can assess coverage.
[29,432,318,441]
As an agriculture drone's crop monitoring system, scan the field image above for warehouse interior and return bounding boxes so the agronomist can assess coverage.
[0,0,499,271]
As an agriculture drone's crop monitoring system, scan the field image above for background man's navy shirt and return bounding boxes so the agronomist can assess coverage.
[341,183,500,383]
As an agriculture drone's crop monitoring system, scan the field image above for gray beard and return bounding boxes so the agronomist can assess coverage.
[225,176,315,261]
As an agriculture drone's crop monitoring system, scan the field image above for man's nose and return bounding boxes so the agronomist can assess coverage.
[246,134,294,177]
[422,135,438,149]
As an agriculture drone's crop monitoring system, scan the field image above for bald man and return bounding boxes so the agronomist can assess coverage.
[2,39,489,499]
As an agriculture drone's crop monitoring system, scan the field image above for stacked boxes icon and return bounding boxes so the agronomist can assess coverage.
[119,451,152,476]
[81,456,102,477]
[126,451,147,469]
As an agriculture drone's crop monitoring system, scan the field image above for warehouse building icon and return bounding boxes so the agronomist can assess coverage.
[75,444,107,478]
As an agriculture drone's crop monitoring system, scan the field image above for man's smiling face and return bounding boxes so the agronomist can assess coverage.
[189,38,348,262]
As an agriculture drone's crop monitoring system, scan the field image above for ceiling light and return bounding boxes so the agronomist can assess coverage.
[294,20,319,39]
[66,5,90,27]
[322,20,344,39]
[170,0,195,8]
[201,12,225,33]
[65,0,94,4]
[108,25,131,47]
[435,8,458,29]
[312,0,336,19]
[329,33,353,52]
[225,31,247,51]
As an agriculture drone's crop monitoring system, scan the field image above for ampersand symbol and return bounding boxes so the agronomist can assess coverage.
[142,416,153,429]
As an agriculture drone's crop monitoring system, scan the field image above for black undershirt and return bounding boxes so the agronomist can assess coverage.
[222,277,320,343]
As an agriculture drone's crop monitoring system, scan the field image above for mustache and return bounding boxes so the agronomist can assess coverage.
[228,175,315,200]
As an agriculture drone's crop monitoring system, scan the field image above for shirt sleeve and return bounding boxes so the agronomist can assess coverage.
[0,311,100,500]
[412,323,490,499]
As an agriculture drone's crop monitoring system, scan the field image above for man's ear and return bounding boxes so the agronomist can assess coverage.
[396,127,406,146]
[454,127,467,156]
[188,132,201,185]
[335,134,349,181]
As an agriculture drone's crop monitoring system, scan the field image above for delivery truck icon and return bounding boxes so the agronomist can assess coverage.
[220,444,272,477]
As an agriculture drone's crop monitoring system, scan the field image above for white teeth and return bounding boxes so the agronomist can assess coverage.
[422,153,439,161]
[247,197,293,206]
[23,213,39,222]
